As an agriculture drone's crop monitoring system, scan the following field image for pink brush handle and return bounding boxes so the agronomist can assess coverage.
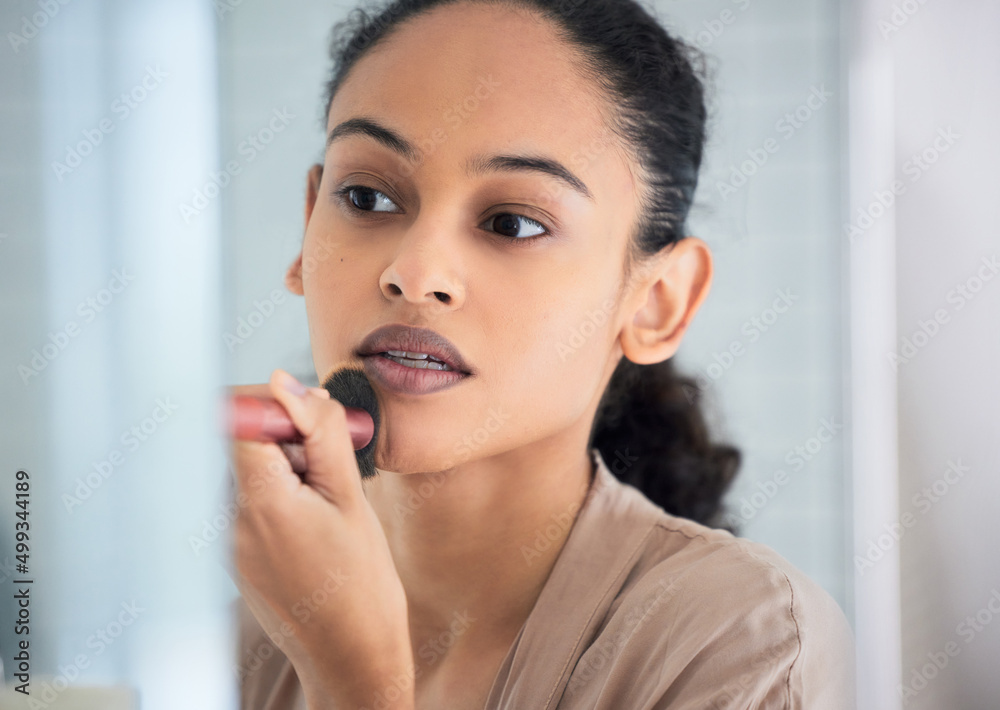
[228,394,374,450]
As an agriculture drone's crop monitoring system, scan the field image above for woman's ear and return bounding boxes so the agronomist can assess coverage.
[620,236,713,365]
[285,164,324,296]
[284,253,304,295]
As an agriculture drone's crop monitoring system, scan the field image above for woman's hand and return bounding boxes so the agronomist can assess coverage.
[230,369,414,710]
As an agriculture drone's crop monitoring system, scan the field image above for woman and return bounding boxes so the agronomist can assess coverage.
[230,0,856,708]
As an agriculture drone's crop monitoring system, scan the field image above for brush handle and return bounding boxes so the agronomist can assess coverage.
[228,394,374,450]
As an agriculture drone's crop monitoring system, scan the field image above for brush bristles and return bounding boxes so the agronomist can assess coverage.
[323,366,380,479]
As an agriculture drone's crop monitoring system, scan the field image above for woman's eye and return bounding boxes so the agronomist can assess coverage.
[482,213,548,241]
[334,184,549,243]
[335,185,400,213]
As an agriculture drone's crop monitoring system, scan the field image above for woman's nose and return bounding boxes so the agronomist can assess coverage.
[378,218,466,308]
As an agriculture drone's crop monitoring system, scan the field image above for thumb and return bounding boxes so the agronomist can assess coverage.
[268,368,365,506]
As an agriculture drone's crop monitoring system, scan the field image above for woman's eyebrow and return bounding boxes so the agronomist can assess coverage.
[327,116,594,202]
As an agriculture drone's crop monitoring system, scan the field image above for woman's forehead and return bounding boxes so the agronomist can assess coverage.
[326,3,616,170]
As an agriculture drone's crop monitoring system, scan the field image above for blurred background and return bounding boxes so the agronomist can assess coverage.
[1,0,997,708]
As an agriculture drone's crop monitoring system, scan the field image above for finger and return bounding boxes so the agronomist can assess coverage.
[268,368,364,506]
[229,437,301,513]
[278,441,308,475]
[228,383,274,397]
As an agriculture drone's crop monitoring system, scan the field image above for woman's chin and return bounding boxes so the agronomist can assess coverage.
[371,405,516,475]
[373,441,469,476]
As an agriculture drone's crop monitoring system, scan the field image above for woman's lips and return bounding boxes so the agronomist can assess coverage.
[363,352,469,395]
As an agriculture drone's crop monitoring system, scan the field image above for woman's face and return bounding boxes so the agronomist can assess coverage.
[292,3,644,475]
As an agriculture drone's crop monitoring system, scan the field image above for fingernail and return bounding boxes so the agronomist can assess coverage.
[282,372,308,397]
[308,386,330,399]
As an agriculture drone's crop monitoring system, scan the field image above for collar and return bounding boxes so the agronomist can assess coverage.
[483,447,665,709]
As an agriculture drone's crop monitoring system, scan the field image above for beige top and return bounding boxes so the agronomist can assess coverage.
[235,448,856,709]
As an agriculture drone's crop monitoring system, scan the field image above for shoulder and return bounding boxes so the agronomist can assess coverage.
[575,504,856,709]
[644,514,853,644]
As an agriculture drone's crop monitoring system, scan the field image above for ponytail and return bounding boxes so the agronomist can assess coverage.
[589,357,741,531]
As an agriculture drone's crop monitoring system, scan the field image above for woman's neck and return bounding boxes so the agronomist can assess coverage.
[363,436,596,670]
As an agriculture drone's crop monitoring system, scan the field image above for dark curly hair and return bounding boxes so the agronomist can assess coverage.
[319,0,742,530]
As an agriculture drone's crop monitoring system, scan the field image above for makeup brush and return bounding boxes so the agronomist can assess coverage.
[228,366,381,479]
